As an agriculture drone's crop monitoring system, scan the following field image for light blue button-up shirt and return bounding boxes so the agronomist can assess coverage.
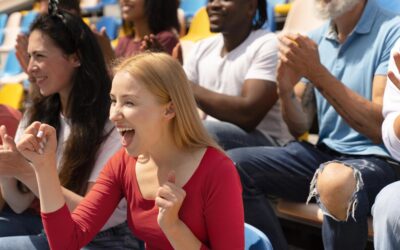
[305,0,400,156]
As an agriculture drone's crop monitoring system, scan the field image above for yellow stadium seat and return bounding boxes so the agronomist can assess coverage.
[180,7,215,42]
[83,17,91,26]
[275,3,292,16]
[0,83,24,110]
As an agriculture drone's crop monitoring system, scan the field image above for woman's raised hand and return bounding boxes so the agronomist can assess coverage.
[155,171,186,232]
[16,122,57,169]
[0,125,31,177]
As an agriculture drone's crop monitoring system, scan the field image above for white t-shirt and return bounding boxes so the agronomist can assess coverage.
[15,114,126,231]
[382,39,400,161]
[183,29,292,144]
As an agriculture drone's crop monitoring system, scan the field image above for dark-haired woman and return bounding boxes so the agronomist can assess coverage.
[0,5,141,250]
[97,0,180,64]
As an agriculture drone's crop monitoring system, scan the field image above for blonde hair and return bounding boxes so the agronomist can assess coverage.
[114,52,221,150]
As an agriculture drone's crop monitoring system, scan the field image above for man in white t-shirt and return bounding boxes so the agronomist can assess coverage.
[372,40,400,250]
[183,0,292,150]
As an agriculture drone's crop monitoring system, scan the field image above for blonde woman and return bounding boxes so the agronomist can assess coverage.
[16,52,244,250]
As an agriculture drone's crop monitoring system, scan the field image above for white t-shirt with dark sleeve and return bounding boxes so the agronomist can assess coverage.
[183,29,292,144]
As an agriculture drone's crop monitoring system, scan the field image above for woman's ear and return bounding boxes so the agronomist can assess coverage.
[69,53,81,67]
[164,102,176,120]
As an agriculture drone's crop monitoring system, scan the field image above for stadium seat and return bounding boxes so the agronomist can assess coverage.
[245,223,274,250]
[0,83,24,110]
[276,199,374,238]
[0,50,28,84]
[0,13,8,29]
[96,16,121,40]
[180,0,208,23]
[180,7,215,42]
[20,10,39,34]
[0,50,22,78]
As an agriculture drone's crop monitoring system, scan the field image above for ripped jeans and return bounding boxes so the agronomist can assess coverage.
[227,141,398,250]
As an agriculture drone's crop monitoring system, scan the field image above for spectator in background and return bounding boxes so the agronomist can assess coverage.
[96,0,180,65]
[371,43,400,250]
[181,0,292,150]
[227,0,400,249]
[0,105,21,145]
[0,105,22,211]
[0,4,141,250]
[16,52,245,250]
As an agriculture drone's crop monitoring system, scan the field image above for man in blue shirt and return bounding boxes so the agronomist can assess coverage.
[228,0,400,249]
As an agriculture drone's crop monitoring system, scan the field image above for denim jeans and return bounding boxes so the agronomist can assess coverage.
[227,141,397,250]
[203,120,281,150]
[0,208,143,250]
[0,207,43,237]
[372,181,400,250]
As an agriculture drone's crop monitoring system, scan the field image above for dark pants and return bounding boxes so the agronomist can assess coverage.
[227,141,398,250]
[0,207,143,250]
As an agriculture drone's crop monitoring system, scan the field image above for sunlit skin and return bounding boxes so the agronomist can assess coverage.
[109,71,173,157]
[27,30,80,113]
[120,0,146,23]
[16,69,208,249]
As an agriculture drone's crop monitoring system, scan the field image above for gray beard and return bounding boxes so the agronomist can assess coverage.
[314,0,361,19]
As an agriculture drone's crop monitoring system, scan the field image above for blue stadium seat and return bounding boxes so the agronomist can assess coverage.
[101,0,117,5]
[262,0,288,32]
[0,50,23,78]
[96,16,121,40]
[0,14,8,29]
[20,11,38,34]
[0,13,8,45]
[245,223,274,250]
[180,0,208,22]
[82,0,118,14]
[0,30,4,46]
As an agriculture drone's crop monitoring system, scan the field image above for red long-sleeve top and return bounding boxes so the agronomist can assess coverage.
[42,147,244,250]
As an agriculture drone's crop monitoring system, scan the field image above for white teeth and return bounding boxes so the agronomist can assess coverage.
[117,128,135,133]
[35,77,46,81]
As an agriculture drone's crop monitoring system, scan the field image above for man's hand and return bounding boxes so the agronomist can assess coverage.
[278,33,322,83]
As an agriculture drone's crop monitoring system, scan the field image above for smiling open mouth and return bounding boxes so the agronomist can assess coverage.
[117,128,135,146]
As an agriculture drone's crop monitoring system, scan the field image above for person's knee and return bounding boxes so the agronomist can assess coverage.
[313,162,359,221]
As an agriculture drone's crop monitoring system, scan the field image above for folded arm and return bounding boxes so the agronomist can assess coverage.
[192,79,278,132]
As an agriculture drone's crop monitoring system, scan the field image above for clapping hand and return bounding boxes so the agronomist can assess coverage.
[15,33,29,74]
[16,122,57,169]
[140,34,165,53]
[0,125,31,177]
[155,171,186,232]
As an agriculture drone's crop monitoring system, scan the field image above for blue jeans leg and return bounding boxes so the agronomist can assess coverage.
[203,120,280,150]
[0,221,143,250]
[0,208,43,237]
[228,141,334,250]
[0,234,49,250]
[309,157,397,250]
[372,181,400,250]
